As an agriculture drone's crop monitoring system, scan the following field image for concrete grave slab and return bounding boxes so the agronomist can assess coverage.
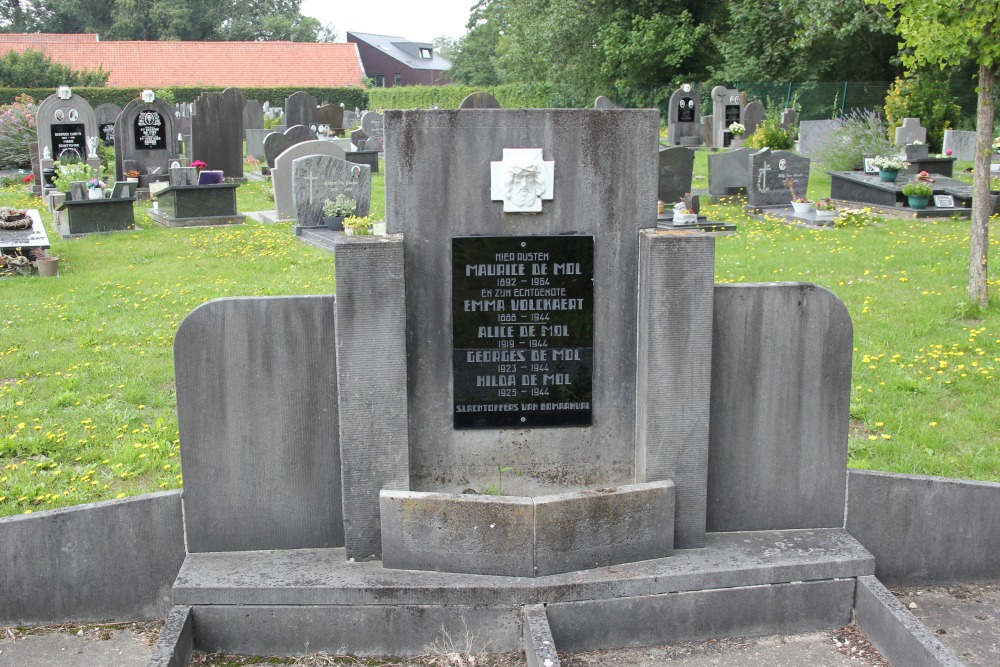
[272,139,346,220]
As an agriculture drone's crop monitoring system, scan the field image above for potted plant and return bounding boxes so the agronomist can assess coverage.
[125,169,140,182]
[785,179,814,213]
[322,194,357,231]
[728,122,746,147]
[815,197,837,221]
[871,155,909,182]
[52,160,93,193]
[901,181,933,209]
[343,214,374,236]
[87,178,107,199]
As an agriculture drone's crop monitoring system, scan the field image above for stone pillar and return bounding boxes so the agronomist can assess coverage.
[334,235,409,560]
[636,231,715,549]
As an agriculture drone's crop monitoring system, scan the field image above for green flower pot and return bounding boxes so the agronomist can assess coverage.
[879,169,899,182]
[907,195,931,210]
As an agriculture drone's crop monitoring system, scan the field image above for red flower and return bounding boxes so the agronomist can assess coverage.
[190,160,208,170]
[23,174,32,183]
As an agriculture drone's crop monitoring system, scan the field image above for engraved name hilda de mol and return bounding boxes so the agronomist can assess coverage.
[452,235,594,429]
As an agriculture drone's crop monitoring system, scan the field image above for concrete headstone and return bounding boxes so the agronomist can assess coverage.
[350,127,368,150]
[272,139,346,220]
[114,96,181,180]
[263,124,314,168]
[459,92,502,109]
[781,108,799,131]
[94,103,122,147]
[796,119,838,158]
[594,96,619,110]
[246,129,272,159]
[35,88,100,171]
[243,99,264,135]
[657,146,695,205]
[316,103,345,131]
[285,91,318,130]
[667,85,702,146]
[943,129,976,162]
[894,117,927,147]
[747,149,810,208]
[742,100,765,137]
[292,154,371,229]
[711,86,743,148]
[191,87,246,177]
[708,147,754,196]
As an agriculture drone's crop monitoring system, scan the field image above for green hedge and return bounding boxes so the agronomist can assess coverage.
[367,83,569,110]
[0,86,369,109]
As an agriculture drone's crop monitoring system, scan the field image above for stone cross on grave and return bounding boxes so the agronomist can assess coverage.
[490,147,555,213]
[757,161,771,192]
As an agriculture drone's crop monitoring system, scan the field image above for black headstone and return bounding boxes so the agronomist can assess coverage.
[192,87,246,177]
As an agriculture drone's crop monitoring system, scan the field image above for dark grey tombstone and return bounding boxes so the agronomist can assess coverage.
[360,111,384,152]
[29,142,41,194]
[243,99,264,135]
[657,146,695,205]
[110,180,135,198]
[780,108,799,131]
[114,97,181,181]
[796,119,838,158]
[175,296,343,553]
[36,89,100,167]
[350,127,368,150]
[169,166,198,186]
[292,154,371,229]
[317,103,345,130]
[263,124,315,168]
[458,92,501,109]
[702,115,714,148]
[191,87,246,178]
[708,284,851,532]
[272,139,347,220]
[742,100,765,137]
[711,86,743,148]
[285,91,318,130]
[594,96,619,110]
[708,147,754,196]
[747,149,810,208]
[94,103,122,147]
[667,86,702,146]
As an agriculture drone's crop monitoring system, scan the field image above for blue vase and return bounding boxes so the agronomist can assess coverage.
[879,169,898,182]
[907,195,930,210]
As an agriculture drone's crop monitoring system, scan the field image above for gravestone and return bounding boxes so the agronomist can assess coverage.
[350,127,368,150]
[747,149,811,208]
[943,129,976,162]
[343,109,362,130]
[245,129,272,159]
[114,95,181,182]
[191,87,246,177]
[243,99,264,135]
[0,209,49,253]
[666,84,702,146]
[94,103,122,147]
[711,86,743,148]
[263,125,314,168]
[285,91,318,130]
[594,96,619,110]
[796,119,838,158]
[292,154,371,231]
[657,146,695,205]
[708,147,754,196]
[35,87,101,178]
[781,108,799,130]
[29,142,41,195]
[894,117,926,147]
[459,92,502,109]
[742,100,765,137]
[360,111,385,152]
[316,103,345,132]
[272,139,346,220]
[702,115,714,147]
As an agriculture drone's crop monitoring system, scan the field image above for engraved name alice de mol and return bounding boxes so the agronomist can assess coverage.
[452,236,594,429]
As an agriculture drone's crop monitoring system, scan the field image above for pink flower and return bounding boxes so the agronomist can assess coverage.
[945,149,953,156]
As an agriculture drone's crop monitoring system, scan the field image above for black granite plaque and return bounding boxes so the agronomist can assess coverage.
[452,235,594,429]
[50,123,86,159]
[135,110,166,150]
[99,122,115,147]
[679,97,696,123]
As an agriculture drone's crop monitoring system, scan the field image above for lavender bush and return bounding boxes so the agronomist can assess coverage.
[0,95,37,169]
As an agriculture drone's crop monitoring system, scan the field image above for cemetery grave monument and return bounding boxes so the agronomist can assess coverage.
[35,86,102,190]
[114,90,181,193]
[285,91,318,132]
[711,85,743,148]
[666,84,702,146]
[94,102,122,147]
[190,87,246,178]
[291,154,371,236]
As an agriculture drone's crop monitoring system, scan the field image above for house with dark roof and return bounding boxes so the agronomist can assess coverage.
[346,32,451,87]
[0,34,367,88]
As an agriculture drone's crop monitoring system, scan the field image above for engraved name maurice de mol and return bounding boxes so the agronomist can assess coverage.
[490,148,555,213]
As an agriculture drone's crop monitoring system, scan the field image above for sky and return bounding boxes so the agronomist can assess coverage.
[299,0,473,44]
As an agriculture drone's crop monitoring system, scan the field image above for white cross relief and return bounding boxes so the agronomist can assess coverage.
[303,172,319,205]
[490,148,554,213]
[757,162,771,192]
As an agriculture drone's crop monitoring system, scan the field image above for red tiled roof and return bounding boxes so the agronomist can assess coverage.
[0,35,367,88]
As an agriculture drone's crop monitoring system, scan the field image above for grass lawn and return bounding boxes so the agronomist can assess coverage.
[1,163,997,517]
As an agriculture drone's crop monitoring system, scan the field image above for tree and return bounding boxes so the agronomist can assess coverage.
[216,0,321,41]
[0,49,108,86]
[871,0,998,307]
